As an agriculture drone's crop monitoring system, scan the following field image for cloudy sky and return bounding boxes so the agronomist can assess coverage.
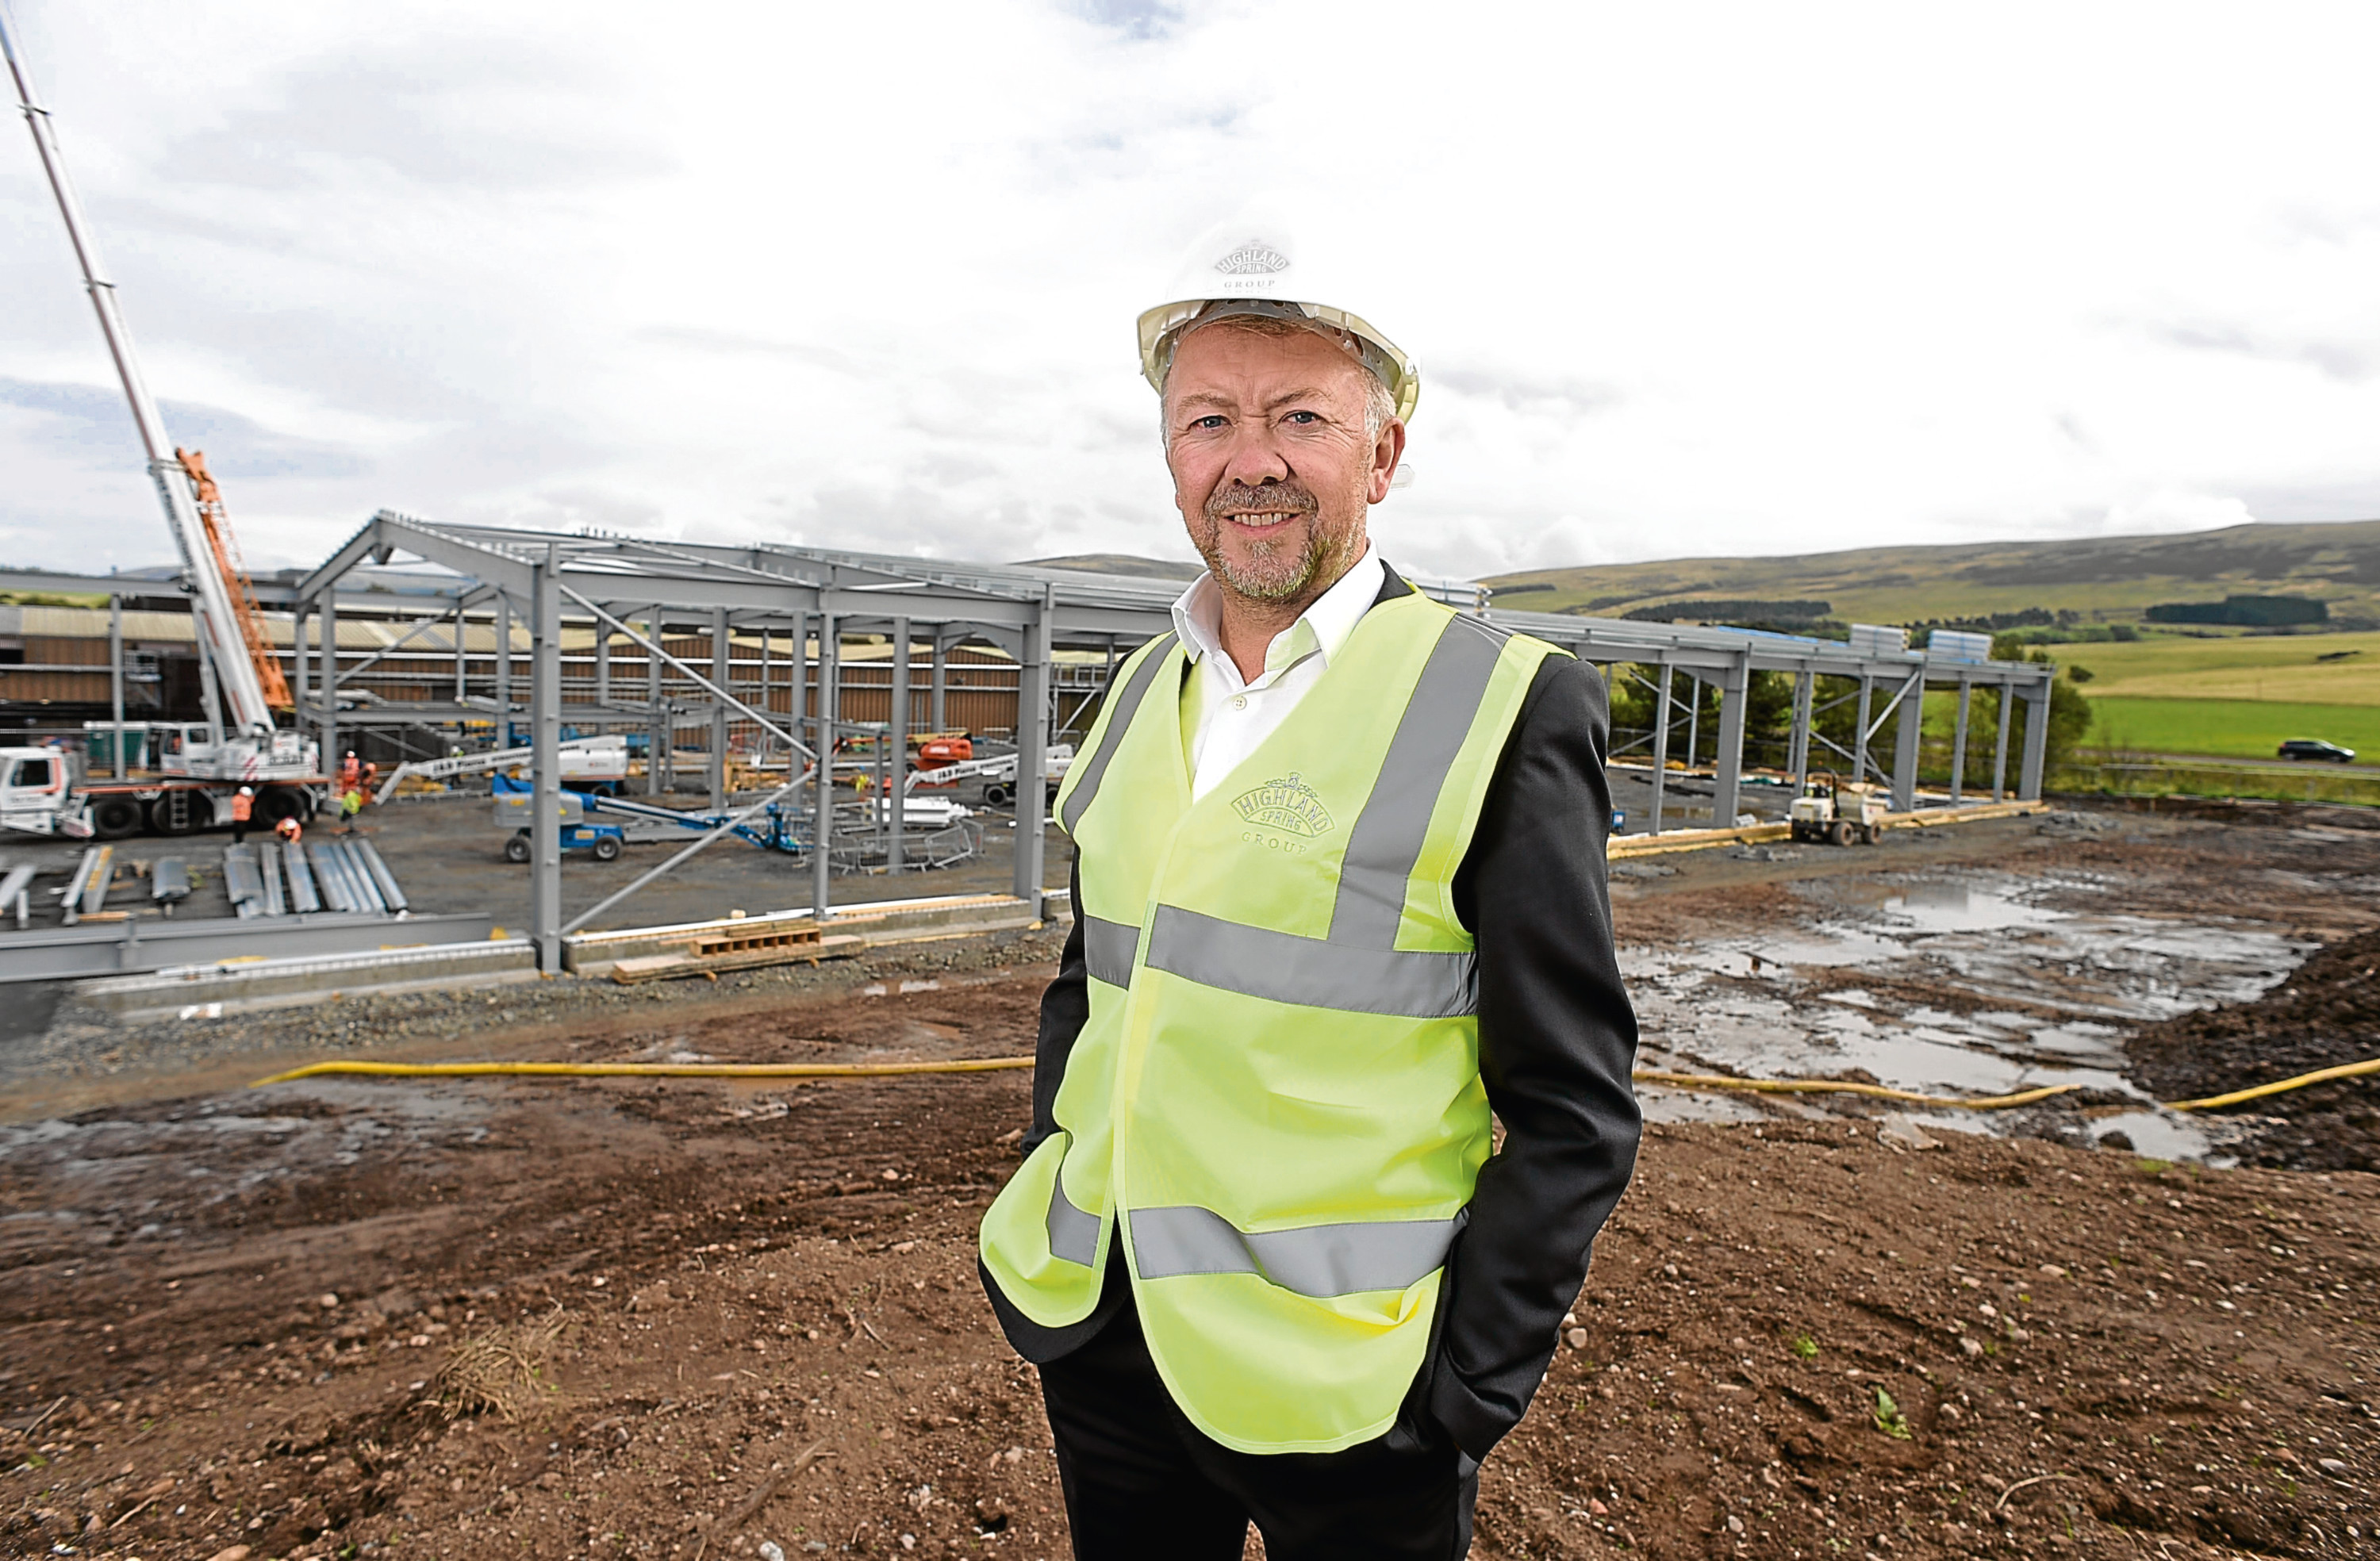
[3,1,2377,583]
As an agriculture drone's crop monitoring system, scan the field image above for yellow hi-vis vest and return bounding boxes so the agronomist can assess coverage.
[980,589,1564,1454]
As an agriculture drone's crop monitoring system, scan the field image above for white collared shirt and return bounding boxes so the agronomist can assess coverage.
[1170,548,1386,801]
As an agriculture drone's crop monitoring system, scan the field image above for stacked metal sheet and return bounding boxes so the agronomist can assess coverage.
[282,838,323,913]
[1848,622,1911,657]
[226,838,409,918]
[351,838,409,912]
[255,842,287,916]
[304,838,409,915]
[1927,629,1994,662]
[222,845,266,919]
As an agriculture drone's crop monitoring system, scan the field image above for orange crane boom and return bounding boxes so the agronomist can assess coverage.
[178,448,294,711]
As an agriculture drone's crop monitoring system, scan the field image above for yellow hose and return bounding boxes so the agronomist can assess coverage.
[250,1057,1034,1085]
[250,1054,2378,1114]
[2160,1056,2380,1113]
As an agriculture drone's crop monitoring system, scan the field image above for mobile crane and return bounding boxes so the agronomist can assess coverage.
[3,14,325,838]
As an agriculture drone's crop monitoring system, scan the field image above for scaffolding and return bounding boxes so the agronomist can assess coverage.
[12,519,2056,971]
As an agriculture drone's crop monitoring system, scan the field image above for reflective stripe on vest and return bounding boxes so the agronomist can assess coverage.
[1046,1176,1101,1267]
[1130,1206,1466,1298]
[1080,914,1139,990]
[1060,631,1179,834]
[1139,613,1507,1019]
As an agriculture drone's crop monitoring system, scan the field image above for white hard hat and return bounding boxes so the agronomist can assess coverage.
[238,785,253,796]
[1138,209,1419,424]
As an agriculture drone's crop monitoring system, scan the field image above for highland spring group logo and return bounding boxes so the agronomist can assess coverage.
[1231,773,1334,838]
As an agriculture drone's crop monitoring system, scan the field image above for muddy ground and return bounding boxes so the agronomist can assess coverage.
[5,801,2379,1559]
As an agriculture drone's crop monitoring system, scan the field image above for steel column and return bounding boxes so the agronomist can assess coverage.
[930,634,948,732]
[1949,679,1972,803]
[757,626,773,759]
[708,608,729,810]
[1684,673,1701,770]
[293,599,310,733]
[812,614,837,920]
[1891,675,1924,812]
[1712,653,1749,826]
[1991,680,2013,802]
[107,595,125,778]
[1648,662,1673,834]
[646,609,668,796]
[320,589,340,777]
[529,545,562,972]
[596,613,611,710]
[2017,678,2051,801]
[1787,669,1814,790]
[889,616,909,872]
[454,600,468,702]
[1852,676,1873,786]
[495,593,513,747]
[1012,589,1052,913]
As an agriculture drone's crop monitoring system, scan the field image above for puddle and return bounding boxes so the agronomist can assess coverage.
[2087,1110,2236,1167]
[1624,869,2308,1156]
[1881,880,2067,934]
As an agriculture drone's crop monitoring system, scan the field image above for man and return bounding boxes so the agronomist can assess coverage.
[229,784,254,846]
[978,220,1641,1559]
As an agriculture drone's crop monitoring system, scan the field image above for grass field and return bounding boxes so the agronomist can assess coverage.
[2082,696,2380,761]
[2062,631,2380,704]
[1483,518,2380,626]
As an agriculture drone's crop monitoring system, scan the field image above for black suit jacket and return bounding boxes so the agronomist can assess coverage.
[982,564,1641,1463]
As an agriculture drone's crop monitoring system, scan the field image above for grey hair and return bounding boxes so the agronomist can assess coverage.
[1158,311,1396,451]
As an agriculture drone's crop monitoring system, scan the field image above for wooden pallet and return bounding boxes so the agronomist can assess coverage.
[608,927,865,984]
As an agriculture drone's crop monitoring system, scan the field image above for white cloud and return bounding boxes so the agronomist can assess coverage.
[2,0,2378,581]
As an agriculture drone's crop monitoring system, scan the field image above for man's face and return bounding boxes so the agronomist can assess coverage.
[1163,324,1403,605]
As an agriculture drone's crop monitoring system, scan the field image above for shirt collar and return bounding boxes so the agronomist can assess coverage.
[1169,547,1384,681]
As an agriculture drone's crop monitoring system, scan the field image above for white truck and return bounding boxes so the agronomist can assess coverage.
[2,735,325,840]
[1788,770,1890,846]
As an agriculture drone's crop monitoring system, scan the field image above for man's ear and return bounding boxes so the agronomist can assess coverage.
[1368,418,1407,506]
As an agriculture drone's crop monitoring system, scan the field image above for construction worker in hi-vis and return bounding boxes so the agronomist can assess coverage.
[978,207,1641,1560]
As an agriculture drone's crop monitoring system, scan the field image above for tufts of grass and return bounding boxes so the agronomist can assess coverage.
[1789,1333,1820,1360]
[434,1308,572,1421]
[1872,1387,1913,1440]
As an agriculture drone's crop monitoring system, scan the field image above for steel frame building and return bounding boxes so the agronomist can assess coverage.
[11,517,2055,970]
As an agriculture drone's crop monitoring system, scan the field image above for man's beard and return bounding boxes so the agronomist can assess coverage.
[1191,480,1354,603]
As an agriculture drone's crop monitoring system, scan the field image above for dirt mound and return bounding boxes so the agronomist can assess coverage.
[2127,927,2380,1172]
[6,967,2377,1560]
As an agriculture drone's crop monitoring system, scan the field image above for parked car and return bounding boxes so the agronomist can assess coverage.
[2277,738,2355,763]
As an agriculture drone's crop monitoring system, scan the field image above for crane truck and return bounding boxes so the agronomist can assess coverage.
[3,17,326,840]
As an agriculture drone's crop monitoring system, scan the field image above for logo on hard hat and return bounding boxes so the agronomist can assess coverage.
[1214,240,1289,276]
[1233,773,1332,838]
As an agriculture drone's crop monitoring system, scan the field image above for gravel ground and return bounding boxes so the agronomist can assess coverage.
[6,798,2380,1559]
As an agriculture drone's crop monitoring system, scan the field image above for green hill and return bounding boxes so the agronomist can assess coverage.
[1484,520,2380,628]
[1021,553,1203,581]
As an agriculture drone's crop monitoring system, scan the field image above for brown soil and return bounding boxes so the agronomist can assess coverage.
[6,968,2378,1561]
[2127,926,2380,1172]
[7,804,2380,1560]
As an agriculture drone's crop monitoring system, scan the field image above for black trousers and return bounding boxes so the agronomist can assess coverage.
[1037,1297,1476,1561]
